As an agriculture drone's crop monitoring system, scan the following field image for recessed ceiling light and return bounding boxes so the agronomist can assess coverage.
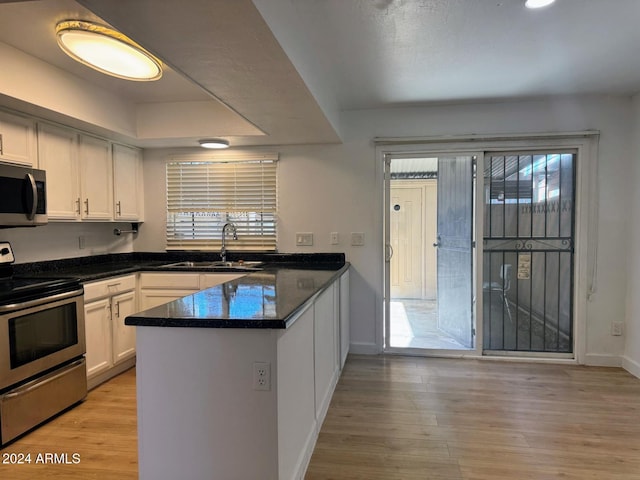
[525,0,556,8]
[55,20,162,81]
[199,139,230,149]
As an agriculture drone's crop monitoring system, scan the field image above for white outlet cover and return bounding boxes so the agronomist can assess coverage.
[351,232,365,246]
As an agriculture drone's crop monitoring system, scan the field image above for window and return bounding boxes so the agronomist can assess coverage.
[166,154,277,250]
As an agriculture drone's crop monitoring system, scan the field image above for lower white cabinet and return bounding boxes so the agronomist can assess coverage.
[83,274,137,387]
[84,297,112,378]
[138,272,246,310]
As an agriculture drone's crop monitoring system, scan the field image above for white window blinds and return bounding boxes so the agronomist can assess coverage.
[166,155,277,250]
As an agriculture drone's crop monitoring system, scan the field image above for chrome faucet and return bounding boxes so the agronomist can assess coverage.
[220,222,238,263]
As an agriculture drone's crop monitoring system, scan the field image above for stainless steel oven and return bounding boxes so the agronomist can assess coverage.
[0,242,86,445]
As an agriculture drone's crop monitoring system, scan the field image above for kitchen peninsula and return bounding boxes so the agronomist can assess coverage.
[125,261,350,480]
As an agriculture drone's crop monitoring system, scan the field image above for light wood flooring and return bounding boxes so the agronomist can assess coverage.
[2,357,640,479]
[0,367,137,480]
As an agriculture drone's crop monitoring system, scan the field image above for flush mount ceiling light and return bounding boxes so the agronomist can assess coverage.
[55,20,162,81]
[525,0,556,8]
[199,139,230,149]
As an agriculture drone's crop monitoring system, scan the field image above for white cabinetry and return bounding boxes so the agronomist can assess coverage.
[38,126,115,221]
[138,273,201,310]
[79,135,113,220]
[313,283,340,421]
[0,110,37,166]
[138,272,246,310]
[37,123,79,219]
[83,274,137,388]
[113,143,143,221]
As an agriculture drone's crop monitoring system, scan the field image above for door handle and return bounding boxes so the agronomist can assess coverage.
[25,173,37,220]
[385,244,394,262]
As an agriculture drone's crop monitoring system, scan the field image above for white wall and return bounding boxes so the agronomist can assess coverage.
[1,222,135,264]
[624,95,640,377]
[138,95,633,362]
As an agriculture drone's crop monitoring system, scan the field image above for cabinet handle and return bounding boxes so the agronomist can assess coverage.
[75,198,81,215]
[0,133,3,155]
[116,201,121,216]
[115,301,120,318]
[84,198,89,215]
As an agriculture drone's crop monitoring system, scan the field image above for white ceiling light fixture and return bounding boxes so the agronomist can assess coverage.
[525,0,556,8]
[55,20,162,81]
[199,139,230,149]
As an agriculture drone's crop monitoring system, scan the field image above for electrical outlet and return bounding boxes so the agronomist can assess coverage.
[330,232,339,245]
[611,322,624,336]
[253,362,271,391]
[78,236,85,250]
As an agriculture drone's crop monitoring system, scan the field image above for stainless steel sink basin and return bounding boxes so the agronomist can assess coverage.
[162,261,263,270]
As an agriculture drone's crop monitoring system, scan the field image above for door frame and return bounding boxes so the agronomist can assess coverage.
[376,132,598,363]
[383,149,483,357]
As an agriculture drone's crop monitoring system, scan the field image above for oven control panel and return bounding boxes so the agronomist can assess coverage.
[0,242,14,264]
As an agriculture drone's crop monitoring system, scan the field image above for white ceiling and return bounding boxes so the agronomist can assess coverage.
[1,0,639,147]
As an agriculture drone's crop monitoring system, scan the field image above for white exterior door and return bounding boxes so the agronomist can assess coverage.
[390,186,423,299]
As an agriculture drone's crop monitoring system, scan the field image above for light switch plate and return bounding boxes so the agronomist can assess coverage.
[296,233,313,246]
[351,232,365,246]
[330,232,339,245]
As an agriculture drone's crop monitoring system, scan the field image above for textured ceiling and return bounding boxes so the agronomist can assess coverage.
[1,0,639,147]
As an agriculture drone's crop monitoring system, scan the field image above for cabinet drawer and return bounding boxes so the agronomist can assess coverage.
[83,274,136,302]
[139,273,201,290]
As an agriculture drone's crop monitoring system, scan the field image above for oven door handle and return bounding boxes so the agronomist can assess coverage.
[3,358,85,400]
[0,288,84,313]
[25,173,38,221]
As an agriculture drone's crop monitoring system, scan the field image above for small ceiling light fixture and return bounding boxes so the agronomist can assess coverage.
[525,0,556,8]
[55,20,162,81]
[199,138,230,149]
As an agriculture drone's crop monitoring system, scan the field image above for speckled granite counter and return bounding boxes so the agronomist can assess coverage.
[125,265,348,329]
[13,252,347,329]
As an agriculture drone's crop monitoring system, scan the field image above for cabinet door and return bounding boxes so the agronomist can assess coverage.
[313,286,337,419]
[84,298,113,378]
[113,143,143,221]
[37,123,80,220]
[139,289,198,310]
[0,111,37,166]
[112,290,137,364]
[339,270,350,369]
[79,135,113,220]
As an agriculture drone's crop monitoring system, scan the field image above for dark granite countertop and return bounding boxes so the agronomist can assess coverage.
[125,264,349,329]
[12,252,348,329]
[13,252,345,282]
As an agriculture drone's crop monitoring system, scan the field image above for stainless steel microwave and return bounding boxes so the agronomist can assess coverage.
[0,163,47,227]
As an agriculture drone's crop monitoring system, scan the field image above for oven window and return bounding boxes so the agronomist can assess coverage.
[9,303,78,369]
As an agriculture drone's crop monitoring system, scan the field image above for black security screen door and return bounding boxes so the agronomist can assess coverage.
[483,152,575,353]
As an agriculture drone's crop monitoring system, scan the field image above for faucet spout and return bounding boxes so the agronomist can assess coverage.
[220,222,238,263]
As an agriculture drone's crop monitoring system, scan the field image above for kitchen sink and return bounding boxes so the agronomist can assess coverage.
[162,261,263,270]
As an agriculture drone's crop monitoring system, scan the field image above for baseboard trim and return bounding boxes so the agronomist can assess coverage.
[349,342,380,355]
[583,353,622,367]
[622,355,640,379]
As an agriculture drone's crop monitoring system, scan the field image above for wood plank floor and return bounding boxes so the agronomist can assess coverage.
[305,355,640,480]
[1,356,640,479]
[0,367,137,480]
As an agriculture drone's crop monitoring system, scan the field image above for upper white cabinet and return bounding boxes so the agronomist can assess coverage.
[113,143,144,221]
[79,135,113,220]
[38,122,127,222]
[0,110,37,167]
[37,123,80,219]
